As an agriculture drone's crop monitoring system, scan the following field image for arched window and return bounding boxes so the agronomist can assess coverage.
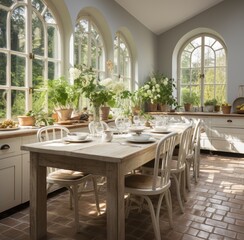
[0,0,61,120]
[178,34,227,107]
[114,32,132,90]
[74,16,105,80]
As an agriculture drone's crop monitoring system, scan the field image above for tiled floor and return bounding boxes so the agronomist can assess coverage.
[0,152,244,240]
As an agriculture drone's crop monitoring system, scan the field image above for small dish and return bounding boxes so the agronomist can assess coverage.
[67,132,88,140]
[0,127,19,131]
[126,137,156,143]
[128,127,145,134]
[127,134,154,143]
[63,137,92,143]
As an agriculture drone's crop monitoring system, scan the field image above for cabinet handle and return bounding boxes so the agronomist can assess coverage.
[227,119,232,123]
[0,144,10,150]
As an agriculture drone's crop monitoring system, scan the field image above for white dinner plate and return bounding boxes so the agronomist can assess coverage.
[126,137,156,143]
[63,137,92,143]
[151,129,171,134]
[0,127,19,131]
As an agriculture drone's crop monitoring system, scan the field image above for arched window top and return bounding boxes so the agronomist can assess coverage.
[178,33,227,108]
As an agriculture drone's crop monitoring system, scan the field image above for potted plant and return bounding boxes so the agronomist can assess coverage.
[47,77,77,121]
[182,89,199,112]
[18,110,54,126]
[204,98,217,112]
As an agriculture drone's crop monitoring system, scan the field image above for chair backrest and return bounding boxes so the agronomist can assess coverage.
[37,126,70,174]
[37,125,70,142]
[177,125,193,169]
[88,121,108,134]
[152,132,178,190]
[189,119,201,154]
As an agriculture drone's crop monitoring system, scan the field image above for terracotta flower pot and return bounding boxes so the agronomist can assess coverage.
[222,105,231,114]
[56,108,73,121]
[100,106,110,121]
[147,102,157,112]
[18,116,36,126]
[184,103,192,112]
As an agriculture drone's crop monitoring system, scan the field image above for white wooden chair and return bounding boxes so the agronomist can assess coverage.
[37,125,100,232]
[170,125,193,213]
[125,132,177,240]
[186,119,202,190]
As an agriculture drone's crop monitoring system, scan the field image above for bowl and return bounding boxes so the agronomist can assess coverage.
[67,132,88,140]
[129,134,151,141]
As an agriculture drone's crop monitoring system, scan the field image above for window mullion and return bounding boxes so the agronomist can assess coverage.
[201,35,205,106]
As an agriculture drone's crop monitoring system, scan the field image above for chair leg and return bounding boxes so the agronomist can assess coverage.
[171,173,184,214]
[185,160,191,191]
[164,189,173,228]
[144,196,161,240]
[72,184,80,232]
[91,176,100,215]
[182,169,187,202]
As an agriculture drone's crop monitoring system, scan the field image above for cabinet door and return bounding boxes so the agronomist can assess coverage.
[0,156,21,212]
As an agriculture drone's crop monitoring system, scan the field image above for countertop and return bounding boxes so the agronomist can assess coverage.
[149,111,244,118]
[0,120,114,140]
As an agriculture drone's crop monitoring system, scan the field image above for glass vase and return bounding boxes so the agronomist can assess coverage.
[91,105,103,137]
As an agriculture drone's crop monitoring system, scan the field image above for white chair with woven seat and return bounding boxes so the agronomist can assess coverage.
[37,125,100,232]
[170,125,193,213]
[186,119,202,190]
[125,132,178,240]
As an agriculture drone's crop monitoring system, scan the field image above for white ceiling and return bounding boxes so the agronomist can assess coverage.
[115,0,223,35]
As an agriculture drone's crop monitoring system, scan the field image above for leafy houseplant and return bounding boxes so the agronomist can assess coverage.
[182,89,199,112]
[204,98,217,112]
[47,77,76,121]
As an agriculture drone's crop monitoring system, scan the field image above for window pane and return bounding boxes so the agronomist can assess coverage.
[48,61,55,80]
[216,49,226,66]
[216,67,226,84]
[124,57,130,77]
[11,90,25,118]
[204,68,215,84]
[215,85,226,103]
[0,52,7,85]
[181,69,190,84]
[11,6,26,52]
[205,36,215,47]
[43,9,55,24]
[91,38,96,68]
[184,43,194,52]
[31,0,45,12]
[191,37,201,48]
[0,9,7,48]
[204,85,214,101]
[48,26,58,58]
[212,41,223,51]
[191,69,201,84]
[32,59,44,88]
[0,0,15,7]
[32,90,45,113]
[204,46,215,67]
[181,51,191,68]
[32,11,44,56]
[191,47,201,68]
[11,55,25,86]
[0,89,6,120]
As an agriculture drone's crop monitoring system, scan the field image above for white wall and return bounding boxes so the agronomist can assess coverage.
[49,0,158,87]
[158,0,244,105]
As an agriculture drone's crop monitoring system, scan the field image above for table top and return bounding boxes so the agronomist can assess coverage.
[21,124,186,163]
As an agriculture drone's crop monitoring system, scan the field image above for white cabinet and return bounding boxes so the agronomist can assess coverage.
[0,138,22,212]
[157,113,244,154]
[211,117,244,153]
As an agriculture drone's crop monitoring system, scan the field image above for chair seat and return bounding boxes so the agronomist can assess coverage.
[125,174,161,189]
[48,169,87,180]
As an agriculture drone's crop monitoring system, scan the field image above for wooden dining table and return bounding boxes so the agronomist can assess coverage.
[21,125,187,240]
